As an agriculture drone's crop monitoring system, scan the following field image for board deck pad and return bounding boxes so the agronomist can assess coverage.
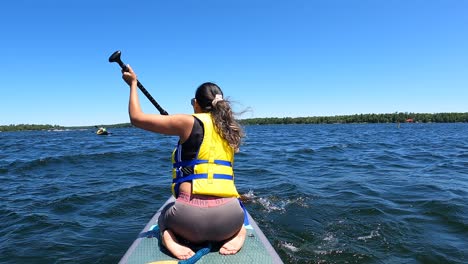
[119,197,283,264]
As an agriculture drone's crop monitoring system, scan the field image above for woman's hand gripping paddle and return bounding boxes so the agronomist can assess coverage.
[109,51,169,115]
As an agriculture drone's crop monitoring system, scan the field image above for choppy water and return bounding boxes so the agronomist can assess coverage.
[1,124,467,263]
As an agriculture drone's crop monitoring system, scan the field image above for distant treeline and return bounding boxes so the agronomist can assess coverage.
[70,123,134,130]
[2,113,467,131]
[0,123,133,132]
[239,112,468,125]
[0,124,63,132]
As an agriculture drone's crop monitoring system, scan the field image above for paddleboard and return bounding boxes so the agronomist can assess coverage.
[119,196,283,263]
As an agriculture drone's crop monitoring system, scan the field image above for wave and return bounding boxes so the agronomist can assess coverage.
[3,148,166,172]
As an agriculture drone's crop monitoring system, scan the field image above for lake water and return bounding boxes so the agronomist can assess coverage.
[1,123,467,263]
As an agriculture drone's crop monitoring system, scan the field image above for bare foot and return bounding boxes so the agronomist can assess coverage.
[219,226,246,255]
[161,230,195,260]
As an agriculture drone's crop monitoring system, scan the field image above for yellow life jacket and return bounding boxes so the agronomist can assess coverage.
[171,113,240,198]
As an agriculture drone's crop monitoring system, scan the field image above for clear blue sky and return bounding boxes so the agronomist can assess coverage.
[1,0,467,126]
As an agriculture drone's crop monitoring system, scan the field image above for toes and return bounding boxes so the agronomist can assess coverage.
[185,251,195,259]
[179,250,195,260]
[220,247,237,255]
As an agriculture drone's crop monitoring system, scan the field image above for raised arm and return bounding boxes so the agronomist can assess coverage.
[121,65,193,140]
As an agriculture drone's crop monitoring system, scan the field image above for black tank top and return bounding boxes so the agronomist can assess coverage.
[180,117,204,161]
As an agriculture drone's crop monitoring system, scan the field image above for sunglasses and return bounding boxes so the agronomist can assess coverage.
[191,98,196,106]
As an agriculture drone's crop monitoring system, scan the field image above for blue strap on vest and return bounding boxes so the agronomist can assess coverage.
[173,156,233,186]
[172,173,233,184]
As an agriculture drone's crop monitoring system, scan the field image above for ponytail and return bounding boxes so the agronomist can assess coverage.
[195,82,244,151]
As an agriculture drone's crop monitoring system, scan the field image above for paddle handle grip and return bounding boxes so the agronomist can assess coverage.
[109,51,169,115]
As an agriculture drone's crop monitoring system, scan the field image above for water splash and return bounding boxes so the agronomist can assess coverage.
[281,241,300,252]
[357,230,381,241]
[242,190,309,213]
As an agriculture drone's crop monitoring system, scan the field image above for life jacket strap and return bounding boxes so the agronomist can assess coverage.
[172,173,234,184]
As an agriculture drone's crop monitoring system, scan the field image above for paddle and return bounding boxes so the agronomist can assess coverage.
[109,50,169,115]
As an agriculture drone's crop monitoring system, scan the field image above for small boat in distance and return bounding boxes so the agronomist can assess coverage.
[96,127,109,135]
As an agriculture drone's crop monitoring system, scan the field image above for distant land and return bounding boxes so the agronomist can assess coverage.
[1,112,467,132]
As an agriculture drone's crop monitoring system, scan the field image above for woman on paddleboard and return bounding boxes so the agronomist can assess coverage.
[121,65,246,260]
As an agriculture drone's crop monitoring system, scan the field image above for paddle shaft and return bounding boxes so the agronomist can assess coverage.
[111,53,169,115]
[135,80,168,116]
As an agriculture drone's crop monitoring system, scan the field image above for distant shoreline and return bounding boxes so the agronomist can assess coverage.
[1,112,467,132]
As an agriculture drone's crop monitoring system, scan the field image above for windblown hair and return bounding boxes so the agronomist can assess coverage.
[195,82,244,151]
